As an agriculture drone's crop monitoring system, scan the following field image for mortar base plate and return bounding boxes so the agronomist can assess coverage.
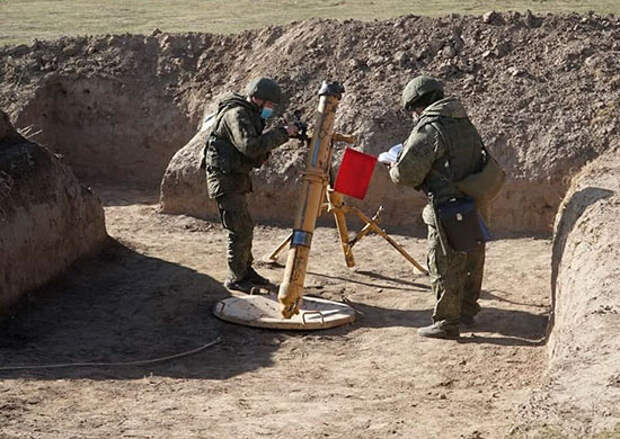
[212,293,356,330]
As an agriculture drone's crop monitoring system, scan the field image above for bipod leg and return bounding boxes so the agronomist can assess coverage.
[350,207,428,275]
[327,189,355,268]
[264,232,292,263]
[349,205,383,250]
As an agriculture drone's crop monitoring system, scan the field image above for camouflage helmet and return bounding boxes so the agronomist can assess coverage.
[246,77,283,104]
[401,76,443,109]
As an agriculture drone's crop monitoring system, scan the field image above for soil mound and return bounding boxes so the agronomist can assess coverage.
[159,105,215,219]
[1,12,618,235]
[514,150,620,436]
[0,110,107,310]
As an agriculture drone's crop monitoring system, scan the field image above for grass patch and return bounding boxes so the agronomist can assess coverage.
[0,0,618,46]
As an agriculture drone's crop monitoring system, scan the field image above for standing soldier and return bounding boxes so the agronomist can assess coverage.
[204,77,298,292]
[388,75,488,339]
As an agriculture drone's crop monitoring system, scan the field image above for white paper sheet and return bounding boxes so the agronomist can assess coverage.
[378,143,403,164]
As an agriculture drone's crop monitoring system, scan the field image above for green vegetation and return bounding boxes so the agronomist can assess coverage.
[0,0,618,46]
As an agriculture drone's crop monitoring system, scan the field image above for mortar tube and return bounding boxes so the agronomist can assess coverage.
[278,81,344,318]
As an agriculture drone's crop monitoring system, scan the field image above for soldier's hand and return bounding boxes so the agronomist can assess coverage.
[285,124,299,138]
[257,152,270,167]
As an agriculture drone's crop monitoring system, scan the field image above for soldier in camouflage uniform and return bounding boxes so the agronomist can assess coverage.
[204,77,298,292]
[389,76,487,339]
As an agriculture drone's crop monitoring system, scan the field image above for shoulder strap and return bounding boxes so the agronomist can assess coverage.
[211,101,239,137]
[429,119,455,183]
[209,94,257,136]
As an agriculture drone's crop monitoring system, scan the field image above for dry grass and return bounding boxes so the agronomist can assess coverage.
[0,0,618,46]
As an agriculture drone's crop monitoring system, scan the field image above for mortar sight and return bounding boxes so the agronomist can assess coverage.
[290,109,310,145]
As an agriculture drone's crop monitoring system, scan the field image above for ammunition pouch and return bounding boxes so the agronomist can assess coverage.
[205,136,232,174]
[435,197,488,252]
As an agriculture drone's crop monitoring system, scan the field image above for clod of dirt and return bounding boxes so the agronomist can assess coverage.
[0,110,108,310]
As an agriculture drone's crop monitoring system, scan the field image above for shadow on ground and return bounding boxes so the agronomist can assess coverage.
[0,241,549,380]
[457,306,548,347]
[0,240,286,381]
[343,299,547,345]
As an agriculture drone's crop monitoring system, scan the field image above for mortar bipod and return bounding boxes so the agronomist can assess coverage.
[264,130,356,267]
[266,125,426,274]
[265,184,428,275]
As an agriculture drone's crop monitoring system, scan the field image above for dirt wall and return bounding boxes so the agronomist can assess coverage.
[0,111,108,311]
[160,117,566,234]
[14,75,196,189]
[514,150,620,437]
[157,12,617,235]
[1,13,618,234]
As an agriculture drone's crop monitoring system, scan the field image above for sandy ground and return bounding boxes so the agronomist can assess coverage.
[0,190,551,438]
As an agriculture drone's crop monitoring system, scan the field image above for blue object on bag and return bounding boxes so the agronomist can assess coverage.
[478,215,492,242]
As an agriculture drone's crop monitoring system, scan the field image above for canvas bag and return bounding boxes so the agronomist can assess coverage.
[454,148,506,206]
[435,197,488,252]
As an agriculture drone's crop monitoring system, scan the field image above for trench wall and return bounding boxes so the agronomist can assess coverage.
[15,76,196,189]
[0,111,108,311]
[536,151,620,435]
[161,125,565,236]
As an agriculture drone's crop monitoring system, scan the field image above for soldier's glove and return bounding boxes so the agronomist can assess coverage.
[285,109,310,145]
[285,123,300,138]
[253,152,270,168]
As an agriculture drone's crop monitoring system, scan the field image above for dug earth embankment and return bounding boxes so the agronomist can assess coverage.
[0,111,107,310]
[1,12,618,235]
[511,151,620,437]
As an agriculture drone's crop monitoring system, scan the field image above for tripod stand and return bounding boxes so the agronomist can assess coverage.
[265,170,428,275]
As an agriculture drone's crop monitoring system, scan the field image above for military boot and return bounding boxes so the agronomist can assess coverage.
[460,314,475,327]
[245,267,271,286]
[418,322,460,339]
[224,277,254,293]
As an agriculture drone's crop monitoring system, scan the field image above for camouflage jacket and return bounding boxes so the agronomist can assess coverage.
[390,97,484,203]
[205,93,289,198]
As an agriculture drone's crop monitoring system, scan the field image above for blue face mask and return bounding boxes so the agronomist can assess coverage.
[260,107,274,120]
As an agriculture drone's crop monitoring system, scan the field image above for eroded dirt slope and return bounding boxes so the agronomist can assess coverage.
[511,150,620,438]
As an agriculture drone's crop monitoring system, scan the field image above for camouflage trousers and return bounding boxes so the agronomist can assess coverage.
[463,242,485,319]
[427,222,486,326]
[215,192,254,282]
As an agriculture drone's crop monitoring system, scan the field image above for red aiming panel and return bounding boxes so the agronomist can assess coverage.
[334,148,378,200]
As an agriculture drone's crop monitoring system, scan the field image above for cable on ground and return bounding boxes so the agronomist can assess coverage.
[0,336,222,371]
